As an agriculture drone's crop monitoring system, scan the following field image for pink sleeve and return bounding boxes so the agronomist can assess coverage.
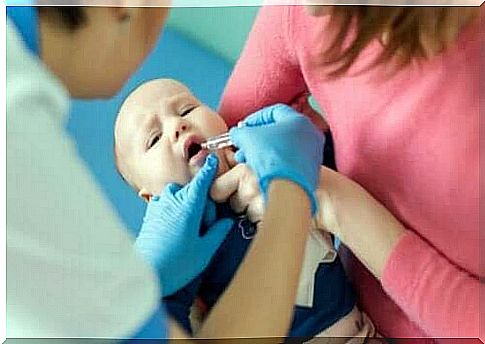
[219,5,309,127]
[382,230,480,338]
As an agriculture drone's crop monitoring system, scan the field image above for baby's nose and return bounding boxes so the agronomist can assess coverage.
[173,120,189,141]
[175,124,187,139]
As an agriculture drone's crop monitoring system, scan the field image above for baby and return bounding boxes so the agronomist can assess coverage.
[114,79,376,342]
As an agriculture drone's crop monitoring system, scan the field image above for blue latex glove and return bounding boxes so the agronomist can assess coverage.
[229,104,324,214]
[135,154,234,297]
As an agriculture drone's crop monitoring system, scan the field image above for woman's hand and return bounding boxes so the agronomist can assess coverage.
[314,167,349,236]
[229,104,325,214]
[135,155,234,297]
[315,166,406,279]
[211,163,265,224]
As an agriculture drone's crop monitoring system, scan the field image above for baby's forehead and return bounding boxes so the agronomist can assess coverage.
[117,79,191,126]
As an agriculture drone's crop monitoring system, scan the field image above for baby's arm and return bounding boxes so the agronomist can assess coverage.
[212,163,332,231]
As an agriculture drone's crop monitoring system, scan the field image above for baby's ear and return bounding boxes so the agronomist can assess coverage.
[138,188,152,203]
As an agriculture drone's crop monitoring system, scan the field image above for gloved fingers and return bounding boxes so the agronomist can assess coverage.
[165,182,183,196]
[187,153,219,200]
[269,103,305,122]
[143,185,178,220]
[239,105,277,127]
[202,199,217,228]
[234,150,246,164]
[229,127,265,164]
[227,127,247,156]
[290,96,329,134]
[272,107,324,149]
[265,104,319,132]
[228,127,241,148]
[202,218,234,248]
[159,279,180,298]
[241,103,300,128]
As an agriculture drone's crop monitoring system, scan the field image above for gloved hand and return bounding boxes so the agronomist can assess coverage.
[135,154,234,297]
[229,104,324,214]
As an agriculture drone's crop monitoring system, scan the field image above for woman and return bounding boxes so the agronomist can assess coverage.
[220,5,480,341]
[7,5,324,340]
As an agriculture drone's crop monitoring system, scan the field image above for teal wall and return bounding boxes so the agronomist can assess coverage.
[167,6,324,114]
[167,7,260,64]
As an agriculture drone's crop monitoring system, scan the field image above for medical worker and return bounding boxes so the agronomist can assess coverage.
[7,5,324,341]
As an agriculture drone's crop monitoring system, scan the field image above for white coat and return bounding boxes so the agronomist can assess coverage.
[7,19,162,339]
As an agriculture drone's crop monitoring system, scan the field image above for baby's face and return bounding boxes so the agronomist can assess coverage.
[115,79,229,198]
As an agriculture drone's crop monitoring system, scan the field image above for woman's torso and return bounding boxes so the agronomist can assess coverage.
[290,6,480,338]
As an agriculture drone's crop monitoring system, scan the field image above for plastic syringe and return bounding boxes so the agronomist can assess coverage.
[200,132,233,151]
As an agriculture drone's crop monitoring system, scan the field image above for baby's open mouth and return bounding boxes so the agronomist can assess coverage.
[187,142,202,161]
[184,136,209,167]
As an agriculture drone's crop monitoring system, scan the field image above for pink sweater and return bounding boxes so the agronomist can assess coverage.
[219,5,481,341]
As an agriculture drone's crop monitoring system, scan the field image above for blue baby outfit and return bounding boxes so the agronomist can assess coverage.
[163,204,356,340]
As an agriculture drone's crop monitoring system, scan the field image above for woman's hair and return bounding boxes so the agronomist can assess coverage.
[37,7,86,30]
[322,7,477,77]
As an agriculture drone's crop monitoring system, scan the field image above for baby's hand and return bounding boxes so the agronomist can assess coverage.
[210,162,264,224]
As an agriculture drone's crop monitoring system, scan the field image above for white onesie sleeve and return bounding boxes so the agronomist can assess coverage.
[7,20,161,339]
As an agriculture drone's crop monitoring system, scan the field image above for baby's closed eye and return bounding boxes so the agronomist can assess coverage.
[147,132,162,150]
[180,106,197,117]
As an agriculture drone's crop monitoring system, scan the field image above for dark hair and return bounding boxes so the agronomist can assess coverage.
[37,7,86,30]
[320,7,477,77]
